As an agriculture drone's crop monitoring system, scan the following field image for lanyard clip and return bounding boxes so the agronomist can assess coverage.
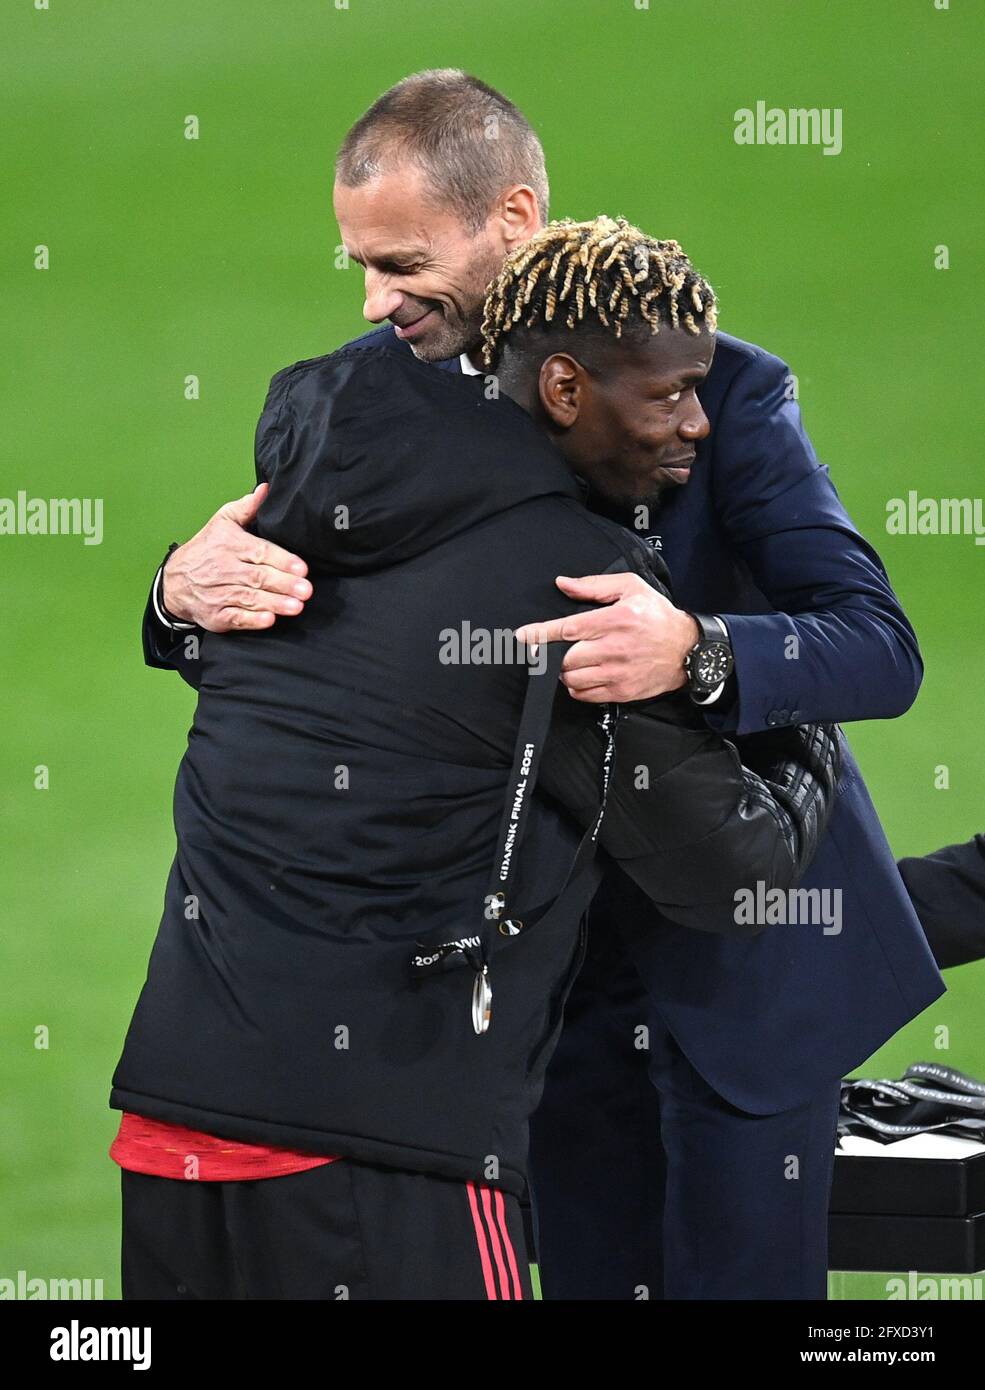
[471,966,492,1036]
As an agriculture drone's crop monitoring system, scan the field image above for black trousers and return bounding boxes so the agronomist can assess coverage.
[121,1159,533,1300]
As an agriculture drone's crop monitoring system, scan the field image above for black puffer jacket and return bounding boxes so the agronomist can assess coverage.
[111,341,839,1193]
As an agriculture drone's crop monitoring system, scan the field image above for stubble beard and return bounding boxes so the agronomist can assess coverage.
[405,239,503,365]
[590,478,670,515]
[406,305,482,364]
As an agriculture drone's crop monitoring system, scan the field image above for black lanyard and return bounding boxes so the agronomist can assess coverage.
[410,641,618,1035]
[839,1066,985,1140]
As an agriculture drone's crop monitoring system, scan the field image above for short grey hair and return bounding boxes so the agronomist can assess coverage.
[335,69,549,232]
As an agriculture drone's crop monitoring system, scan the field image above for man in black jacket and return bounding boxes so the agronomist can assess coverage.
[111,221,839,1300]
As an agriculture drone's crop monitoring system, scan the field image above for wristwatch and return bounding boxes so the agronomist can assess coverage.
[683,613,734,702]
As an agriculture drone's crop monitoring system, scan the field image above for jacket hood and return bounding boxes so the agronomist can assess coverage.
[254,343,582,572]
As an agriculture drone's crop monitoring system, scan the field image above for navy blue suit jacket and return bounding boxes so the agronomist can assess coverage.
[595,331,945,1112]
[143,325,946,1113]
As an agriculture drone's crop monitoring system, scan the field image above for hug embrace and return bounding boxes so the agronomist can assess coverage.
[110,70,943,1302]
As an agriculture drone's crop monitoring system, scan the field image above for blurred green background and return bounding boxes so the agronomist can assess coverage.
[2,0,983,1301]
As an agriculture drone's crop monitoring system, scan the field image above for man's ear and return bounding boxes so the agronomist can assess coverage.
[538,354,584,429]
[494,185,543,251]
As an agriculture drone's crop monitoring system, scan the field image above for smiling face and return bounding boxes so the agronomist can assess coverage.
[334,164,541,362]
[530,327,715,506]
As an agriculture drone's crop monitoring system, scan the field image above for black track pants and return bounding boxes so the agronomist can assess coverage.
[121,1159,533,1301]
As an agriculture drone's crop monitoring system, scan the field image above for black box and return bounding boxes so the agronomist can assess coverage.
[831,1149,985,1217]
[829,1209,985,1274]
[829,1148,985,1273]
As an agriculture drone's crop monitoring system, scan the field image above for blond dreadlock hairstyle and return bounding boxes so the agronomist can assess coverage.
[481,216,717,370]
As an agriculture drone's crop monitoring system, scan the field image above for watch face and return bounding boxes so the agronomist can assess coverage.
[696,641,732,686]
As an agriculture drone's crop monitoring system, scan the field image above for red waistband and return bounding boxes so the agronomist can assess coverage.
[110,1111,339,1181]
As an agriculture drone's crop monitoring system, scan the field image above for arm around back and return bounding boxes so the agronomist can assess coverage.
[538,686,842,935]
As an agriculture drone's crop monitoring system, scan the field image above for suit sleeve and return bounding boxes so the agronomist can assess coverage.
[538,685,843,935]
[701,351,923,736]
[898,835,985,970]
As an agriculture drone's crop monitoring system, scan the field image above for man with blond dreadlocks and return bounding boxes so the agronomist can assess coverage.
[134,71,943,1301]
[481,218,716,353]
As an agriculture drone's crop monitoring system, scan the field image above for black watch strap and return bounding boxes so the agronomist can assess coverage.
[690,612,726,646]
[684,611,734,697]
